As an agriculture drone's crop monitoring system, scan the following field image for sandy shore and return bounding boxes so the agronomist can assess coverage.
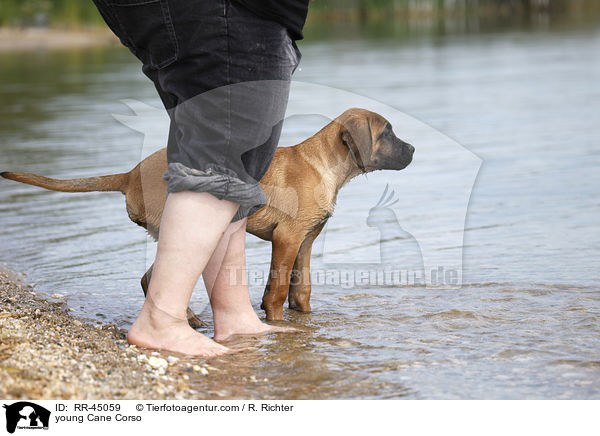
[0,266,228,400]
[0,27,119,51]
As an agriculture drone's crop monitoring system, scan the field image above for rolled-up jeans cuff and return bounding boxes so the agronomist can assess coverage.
[163,162,266,222]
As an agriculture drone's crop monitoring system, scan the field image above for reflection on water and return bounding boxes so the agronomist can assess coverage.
[0,19,599,398]
[184,282,600,399]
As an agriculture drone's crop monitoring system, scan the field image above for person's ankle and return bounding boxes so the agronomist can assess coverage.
[213,306,260,325]
[133,303,187,336]
[143,298,189,326]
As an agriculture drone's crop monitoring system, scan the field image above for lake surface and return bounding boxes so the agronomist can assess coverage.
[1,22,599,399]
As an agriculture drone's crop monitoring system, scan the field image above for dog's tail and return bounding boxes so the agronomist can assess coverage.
[0,171,129,194]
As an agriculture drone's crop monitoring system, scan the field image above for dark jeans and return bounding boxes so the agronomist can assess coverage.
[92,0,301,220]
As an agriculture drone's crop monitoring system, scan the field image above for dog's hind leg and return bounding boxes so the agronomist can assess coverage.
[288,222,326,312]
[140,264,153,298]
[185,308,206,329]
[140,263,206,329]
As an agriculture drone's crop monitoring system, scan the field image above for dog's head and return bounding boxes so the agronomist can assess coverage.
[338,108,414,172]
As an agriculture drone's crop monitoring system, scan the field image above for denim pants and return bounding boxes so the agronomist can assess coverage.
[92,0,301,221]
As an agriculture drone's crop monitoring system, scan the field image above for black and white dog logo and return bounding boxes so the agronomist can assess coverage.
[3,402,50,433]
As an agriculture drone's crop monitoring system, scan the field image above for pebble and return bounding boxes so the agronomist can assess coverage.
[137,354,148,362]
[51,293,64,299]
[192,365,209,375]
[148,357,168,370]
[167,356,179,365]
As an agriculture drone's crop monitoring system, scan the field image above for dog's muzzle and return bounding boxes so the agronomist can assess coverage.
[401,141,414,162]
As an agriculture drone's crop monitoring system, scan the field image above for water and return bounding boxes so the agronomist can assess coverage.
[1,23,599,398]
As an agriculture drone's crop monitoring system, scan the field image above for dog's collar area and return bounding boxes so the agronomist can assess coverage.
[356,157,367,173]
[352,143,367,173]
[346,145,366,173]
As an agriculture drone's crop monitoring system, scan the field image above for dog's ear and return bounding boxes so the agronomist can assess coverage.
[340,114,373,172]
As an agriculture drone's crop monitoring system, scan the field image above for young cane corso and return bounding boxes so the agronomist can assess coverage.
[1,108,414,322]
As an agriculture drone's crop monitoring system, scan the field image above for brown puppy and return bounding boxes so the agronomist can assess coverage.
[1,108,414,321]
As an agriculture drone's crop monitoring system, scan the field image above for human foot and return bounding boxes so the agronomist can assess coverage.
[213,311,301,341]
[128,304,231,357]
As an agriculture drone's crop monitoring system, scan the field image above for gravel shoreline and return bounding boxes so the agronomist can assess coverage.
[0,266,222,400]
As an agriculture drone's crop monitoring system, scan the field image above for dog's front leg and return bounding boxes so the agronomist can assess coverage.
[288,222,325,312]
[140,263,206,329]
[288,241,312,312]
[262,231,304,321]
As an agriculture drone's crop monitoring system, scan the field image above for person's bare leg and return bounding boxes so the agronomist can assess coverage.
[203,218,299,341]
[127,191,239,356]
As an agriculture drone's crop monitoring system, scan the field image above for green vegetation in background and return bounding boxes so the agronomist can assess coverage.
[304,0,600,39]
[0,0,104,28]
[0,0,599,30]
[307,0,596,17]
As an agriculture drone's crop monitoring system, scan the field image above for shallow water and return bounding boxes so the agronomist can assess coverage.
[1,23,599,398]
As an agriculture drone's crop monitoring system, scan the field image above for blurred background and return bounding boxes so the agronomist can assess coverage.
[0,0,599,398]
[0,0,599,34]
